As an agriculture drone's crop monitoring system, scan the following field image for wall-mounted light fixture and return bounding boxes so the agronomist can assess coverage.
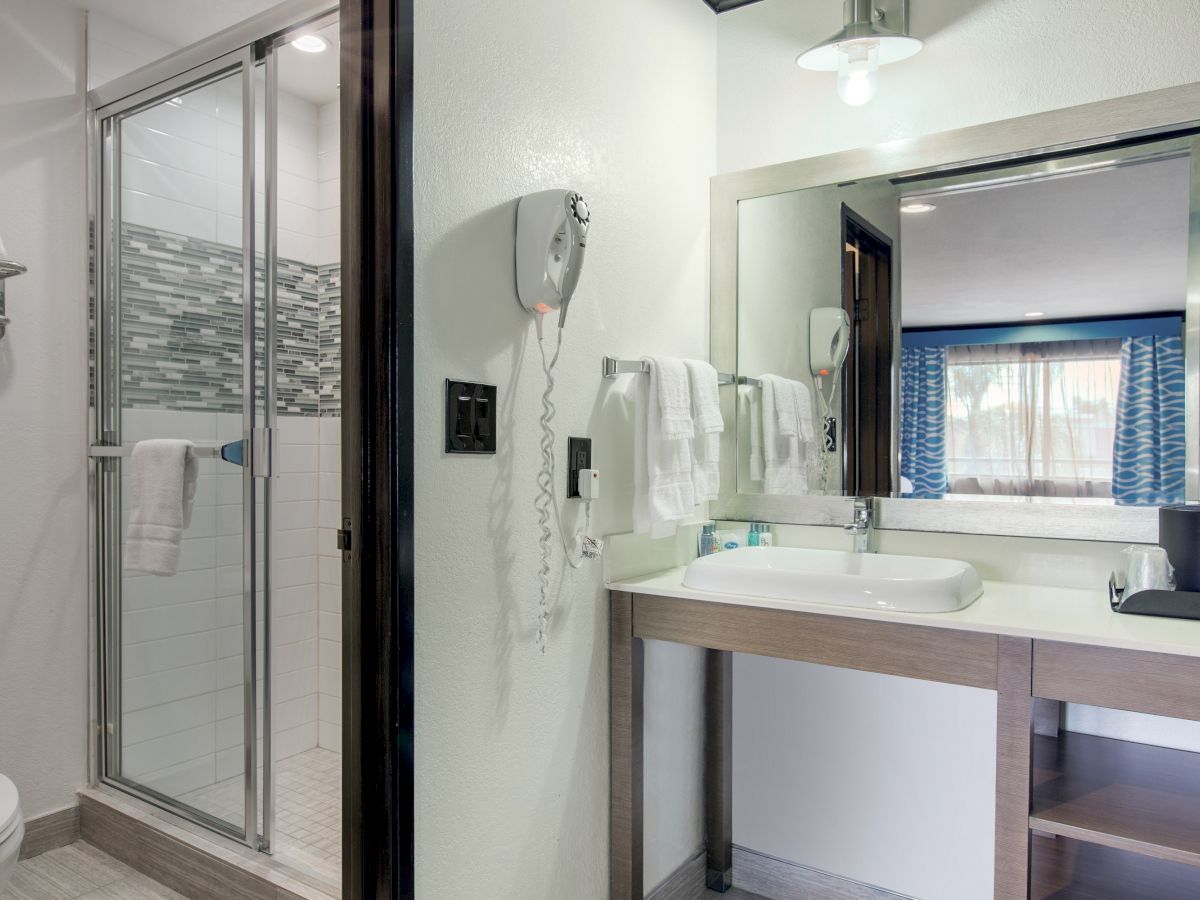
[796,0,922,107]
[0,235,27,341]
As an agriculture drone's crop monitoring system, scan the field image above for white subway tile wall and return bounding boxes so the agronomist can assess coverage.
[118,412,323,810]
[318,416,341,751]
[120,80,322,263]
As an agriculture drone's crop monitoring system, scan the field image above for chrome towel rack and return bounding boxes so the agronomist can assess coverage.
[601,356,761,388]
[0,256,28,342]
[89,440,245,465]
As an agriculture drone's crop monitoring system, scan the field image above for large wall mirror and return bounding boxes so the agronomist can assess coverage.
[713,88,1200,540]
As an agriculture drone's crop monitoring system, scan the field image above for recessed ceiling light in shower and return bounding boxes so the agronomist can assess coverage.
[291,34,328,53]
[900,202,936,214]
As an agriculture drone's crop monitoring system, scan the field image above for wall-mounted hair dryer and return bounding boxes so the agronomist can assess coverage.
[809,307,851,377]
[514,188,597,653]
[516,189,590,332]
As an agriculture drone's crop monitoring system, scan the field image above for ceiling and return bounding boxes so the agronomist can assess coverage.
[79,0,285,46]
[276,20,340,107]
[80,0,339,106]
[900,155,1191,328]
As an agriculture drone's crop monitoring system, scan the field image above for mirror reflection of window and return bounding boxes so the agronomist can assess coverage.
[898,149,1190,507]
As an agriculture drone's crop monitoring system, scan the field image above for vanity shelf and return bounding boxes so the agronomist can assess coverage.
[1031,731,1200,869]
[1031,835,1200,899]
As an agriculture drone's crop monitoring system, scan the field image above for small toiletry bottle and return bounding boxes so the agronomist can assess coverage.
[758,524,773,547]
[748,523,760,547]
[699,523,717,556]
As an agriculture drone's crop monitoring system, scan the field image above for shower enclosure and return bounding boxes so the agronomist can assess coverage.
[89,4,340,865]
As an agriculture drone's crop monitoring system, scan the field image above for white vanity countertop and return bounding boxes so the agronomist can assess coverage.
[607,568,1200,658]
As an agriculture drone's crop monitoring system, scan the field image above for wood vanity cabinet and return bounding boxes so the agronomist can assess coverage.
[1027,642,1200,899]
[609,591,1200,900]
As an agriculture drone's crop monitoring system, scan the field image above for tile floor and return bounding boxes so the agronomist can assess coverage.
[2,842,185,899]
[176,747,341,886]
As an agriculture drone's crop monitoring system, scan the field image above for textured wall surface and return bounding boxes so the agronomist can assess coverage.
[414,0,716,895]
[0,0,89,819]
[717,0,1200,172]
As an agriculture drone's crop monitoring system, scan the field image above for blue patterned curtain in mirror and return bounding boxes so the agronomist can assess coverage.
[1112,335,1186,506]
[899,346,948,497]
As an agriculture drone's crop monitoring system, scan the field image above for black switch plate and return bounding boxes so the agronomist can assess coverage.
[567,436,592,498]
[445,380,498,454]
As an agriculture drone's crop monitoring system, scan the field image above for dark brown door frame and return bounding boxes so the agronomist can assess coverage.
[841,204,894,498]
[341,0,415,897]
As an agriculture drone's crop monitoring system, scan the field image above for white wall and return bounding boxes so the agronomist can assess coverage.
[717,0,1200,173]
[0,0,89,820]
[414,0,716,895]
[716,3,1200,895]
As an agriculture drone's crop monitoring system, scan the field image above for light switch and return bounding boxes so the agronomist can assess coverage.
[445,380,497,454]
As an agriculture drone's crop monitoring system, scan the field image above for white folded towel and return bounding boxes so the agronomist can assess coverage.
[125,439,199,577]
[744,384,764,482]
[648,356,694,441]
[634,358,696,539]
[683,359,723,502]
[761,374,812,495]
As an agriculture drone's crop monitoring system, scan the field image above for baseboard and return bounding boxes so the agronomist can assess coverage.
[733,845,911,900]
[647,850,706,900]
[19,805,81,859]
[77,788,336,900]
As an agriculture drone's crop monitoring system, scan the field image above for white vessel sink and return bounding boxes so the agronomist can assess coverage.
[682,546,983,613]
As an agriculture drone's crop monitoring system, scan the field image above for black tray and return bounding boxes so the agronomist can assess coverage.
[1108,575,1200,620]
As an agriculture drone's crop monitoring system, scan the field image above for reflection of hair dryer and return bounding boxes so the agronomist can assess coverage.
[516,189,590,330]
[809,307,850,377]
[809,307,851,492]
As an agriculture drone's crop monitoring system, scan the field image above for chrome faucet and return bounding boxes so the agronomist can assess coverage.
[844,497,875,554]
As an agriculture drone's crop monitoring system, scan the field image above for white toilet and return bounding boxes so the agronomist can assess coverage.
[0,774,22,892]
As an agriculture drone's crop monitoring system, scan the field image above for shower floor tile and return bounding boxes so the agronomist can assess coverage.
[176,746,342,887]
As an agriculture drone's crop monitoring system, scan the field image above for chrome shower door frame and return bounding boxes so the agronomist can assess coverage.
[91,45,276,851]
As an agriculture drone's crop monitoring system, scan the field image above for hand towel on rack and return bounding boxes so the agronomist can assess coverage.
[743,383,764,482]
[648,356,695,441]
[634,358,696,539]
[683,359,723,502]
[125,439,199,577]
[761,374,809,495]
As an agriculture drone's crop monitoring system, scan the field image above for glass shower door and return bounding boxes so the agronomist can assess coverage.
[94,48,270,847]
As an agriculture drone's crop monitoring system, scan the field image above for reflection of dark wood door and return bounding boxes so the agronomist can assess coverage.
[842,205,893,497]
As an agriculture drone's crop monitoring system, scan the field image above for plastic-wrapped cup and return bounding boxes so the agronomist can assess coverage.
[1123,545,1175,597]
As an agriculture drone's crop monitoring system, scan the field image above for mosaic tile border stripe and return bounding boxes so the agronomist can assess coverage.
[115,223,340,416]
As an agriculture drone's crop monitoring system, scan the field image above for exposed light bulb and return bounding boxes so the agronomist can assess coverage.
[837,40,879,107]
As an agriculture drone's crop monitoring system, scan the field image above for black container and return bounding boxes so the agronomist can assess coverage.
[1159,504,1200,592]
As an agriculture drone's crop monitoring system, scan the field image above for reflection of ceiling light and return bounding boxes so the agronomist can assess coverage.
[1024,311,1045,318]
[900,202,936,214]
[291,34,328,53]
[796,0,923,107]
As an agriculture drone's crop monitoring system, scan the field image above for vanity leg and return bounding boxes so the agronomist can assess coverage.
[611,591,644,900]
[994,636,1033,900]
[705,649,733,892]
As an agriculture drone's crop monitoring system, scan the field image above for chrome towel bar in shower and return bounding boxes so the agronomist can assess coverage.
[89,440,245,466]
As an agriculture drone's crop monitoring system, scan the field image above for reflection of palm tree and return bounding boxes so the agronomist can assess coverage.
[953,364,994,463]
